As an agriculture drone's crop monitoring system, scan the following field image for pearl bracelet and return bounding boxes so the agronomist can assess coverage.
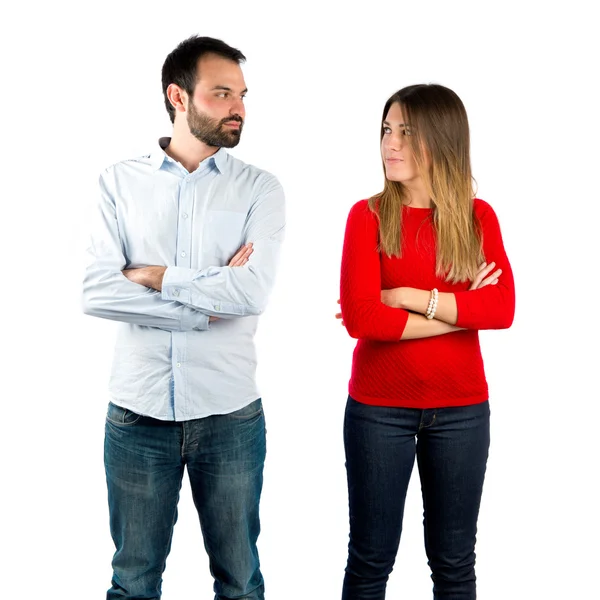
[426,288,438,320]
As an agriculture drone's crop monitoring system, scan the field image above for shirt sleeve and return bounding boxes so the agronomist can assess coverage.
[454,200,516,330]
[82,170,210,332]
[340,200,409,341]
[161,175,285,317]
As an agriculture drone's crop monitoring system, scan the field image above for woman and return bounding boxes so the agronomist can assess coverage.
[337,84,515,599]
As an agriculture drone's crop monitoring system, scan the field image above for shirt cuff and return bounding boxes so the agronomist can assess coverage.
[162,267,210,331]
[161,265,249,316]
[162,266,194,304]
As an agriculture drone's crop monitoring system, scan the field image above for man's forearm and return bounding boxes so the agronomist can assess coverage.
[123,266,167,291]
[82,274,210,332]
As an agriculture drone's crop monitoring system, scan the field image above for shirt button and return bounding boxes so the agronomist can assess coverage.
[176,362,181,368]
[173,289,180,297]
[215,304,221,311]
[182,213,188,219]
[180,251,186,257]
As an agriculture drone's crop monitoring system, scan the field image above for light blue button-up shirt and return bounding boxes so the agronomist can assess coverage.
[83,138,285,420]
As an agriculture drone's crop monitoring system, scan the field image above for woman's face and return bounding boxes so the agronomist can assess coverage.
[381,102,421,186]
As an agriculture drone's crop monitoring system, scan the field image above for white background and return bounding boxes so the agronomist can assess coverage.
[2,0,598,598]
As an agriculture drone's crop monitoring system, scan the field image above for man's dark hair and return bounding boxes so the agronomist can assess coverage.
[161,36,246,124]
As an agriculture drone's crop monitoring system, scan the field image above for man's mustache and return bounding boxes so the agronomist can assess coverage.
[220,116,244,126]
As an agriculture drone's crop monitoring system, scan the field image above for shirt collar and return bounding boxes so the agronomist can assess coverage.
[150,137,228,174]
[211,147,228,173]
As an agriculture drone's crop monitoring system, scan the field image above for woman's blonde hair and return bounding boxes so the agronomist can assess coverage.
[369,84,484,283]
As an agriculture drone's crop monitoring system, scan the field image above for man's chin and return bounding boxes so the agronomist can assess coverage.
[221,132,241,148]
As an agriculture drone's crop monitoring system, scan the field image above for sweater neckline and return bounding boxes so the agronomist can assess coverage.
[402,204,433,213]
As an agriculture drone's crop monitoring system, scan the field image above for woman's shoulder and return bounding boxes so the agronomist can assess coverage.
[345,198,378,222]
[473,198,500,222]
[473,197,493,213]
[344,199,379,237]
[473,198,508,238]
[350,198,371,212]
[348,198,378,219]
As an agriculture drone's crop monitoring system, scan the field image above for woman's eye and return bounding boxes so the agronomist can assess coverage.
[382,126,391,134]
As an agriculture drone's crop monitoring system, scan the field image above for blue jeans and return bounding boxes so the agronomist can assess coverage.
[104,398,266,600]
[342,397,490,600]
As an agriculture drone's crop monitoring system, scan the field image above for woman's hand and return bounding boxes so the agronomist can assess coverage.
[381,288,402,308]
[335,299,344,326]
[336,261,502,331]
[469,262,502,290]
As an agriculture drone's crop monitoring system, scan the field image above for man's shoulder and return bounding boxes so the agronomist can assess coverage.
[225,153,281,191]
[101,153,155,176]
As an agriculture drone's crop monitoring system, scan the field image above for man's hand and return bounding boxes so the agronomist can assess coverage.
[122,243,254,321]
[209,243,254,323]
[122,266,167,291]
[228,243,253,266]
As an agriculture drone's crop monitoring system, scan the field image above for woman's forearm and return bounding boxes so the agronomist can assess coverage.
[387,288,458,325]
[400,312,462,339]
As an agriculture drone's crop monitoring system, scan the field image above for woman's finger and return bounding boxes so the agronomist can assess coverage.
[470,262,496,290]
[480,261,496,276]
[469,275,483,291]
[480,269,502,288]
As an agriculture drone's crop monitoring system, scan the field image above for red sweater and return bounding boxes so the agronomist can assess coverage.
[340,198,515,409]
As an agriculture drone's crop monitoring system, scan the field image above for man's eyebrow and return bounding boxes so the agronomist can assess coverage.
[211,85,248,94]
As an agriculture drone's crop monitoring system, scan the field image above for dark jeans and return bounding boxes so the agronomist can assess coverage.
[104,398,266,600]
[342,396,490,600]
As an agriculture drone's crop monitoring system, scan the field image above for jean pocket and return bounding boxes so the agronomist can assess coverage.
[227,398,263,420]
[106,402,143,426]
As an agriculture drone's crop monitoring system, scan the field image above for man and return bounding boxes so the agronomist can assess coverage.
[83,36,285,600]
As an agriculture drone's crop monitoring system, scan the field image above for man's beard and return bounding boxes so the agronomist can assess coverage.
[187,101,243,148]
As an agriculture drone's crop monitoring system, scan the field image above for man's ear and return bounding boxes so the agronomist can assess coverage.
[166,83,188,115]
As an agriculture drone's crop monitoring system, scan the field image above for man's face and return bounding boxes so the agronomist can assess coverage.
[185,53,247,148]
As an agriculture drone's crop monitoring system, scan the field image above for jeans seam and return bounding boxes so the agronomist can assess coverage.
[181,421,187,458]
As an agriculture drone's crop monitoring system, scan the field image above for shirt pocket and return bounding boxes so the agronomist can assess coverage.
[204,209,248,262]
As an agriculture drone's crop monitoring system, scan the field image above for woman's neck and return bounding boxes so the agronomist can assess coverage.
[402,182,431,208]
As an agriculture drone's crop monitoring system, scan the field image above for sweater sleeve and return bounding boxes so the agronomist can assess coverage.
[340,200,409,341]
[454,199,516,330]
